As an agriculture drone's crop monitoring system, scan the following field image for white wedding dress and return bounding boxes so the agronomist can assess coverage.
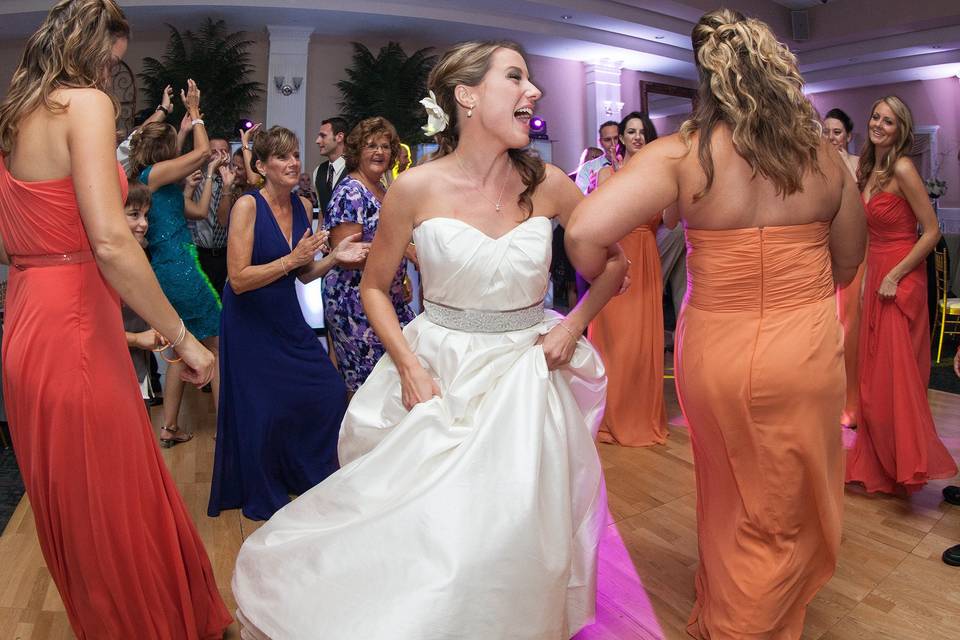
[233,215,608,640]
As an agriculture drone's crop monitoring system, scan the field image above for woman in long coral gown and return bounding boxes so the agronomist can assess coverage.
[590,111,667,446]
[0,2,231,637]
[568,9,867,638]
[845,96,957,494]
[824,107,864,426]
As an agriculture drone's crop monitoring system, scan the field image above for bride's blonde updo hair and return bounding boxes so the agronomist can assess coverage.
[680,9,823,200]
[426,40,545,217]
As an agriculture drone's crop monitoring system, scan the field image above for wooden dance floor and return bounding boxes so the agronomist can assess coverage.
[1,379,959,639]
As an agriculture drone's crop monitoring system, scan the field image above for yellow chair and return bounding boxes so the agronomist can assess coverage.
[932,247,960,362]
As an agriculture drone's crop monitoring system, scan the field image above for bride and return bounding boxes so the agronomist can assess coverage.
[232,40,628,639]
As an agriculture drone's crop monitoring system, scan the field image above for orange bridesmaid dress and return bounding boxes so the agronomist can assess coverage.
[837,260,864,426]
[676,222,844,639]
[846,192,957,493]
[588,218,667,446]
[0,159,232,639]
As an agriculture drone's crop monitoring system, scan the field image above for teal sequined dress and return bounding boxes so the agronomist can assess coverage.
[140,165,221,340]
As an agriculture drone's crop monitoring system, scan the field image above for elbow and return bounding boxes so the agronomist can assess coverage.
[92,234,129,266]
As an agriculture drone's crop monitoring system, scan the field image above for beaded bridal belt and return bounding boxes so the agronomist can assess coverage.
[423,299,544,333]
[11,250,94,270]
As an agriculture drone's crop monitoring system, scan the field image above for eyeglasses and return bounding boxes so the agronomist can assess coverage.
[363,143,391,153]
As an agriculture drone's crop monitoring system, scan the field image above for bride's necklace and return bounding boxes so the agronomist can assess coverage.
[454,152,508,213]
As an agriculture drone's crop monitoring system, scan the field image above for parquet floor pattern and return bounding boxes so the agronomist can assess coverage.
[1,380,958,639]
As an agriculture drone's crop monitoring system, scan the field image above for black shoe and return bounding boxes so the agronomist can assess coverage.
[943,485,960,506]
[943,544,960,567]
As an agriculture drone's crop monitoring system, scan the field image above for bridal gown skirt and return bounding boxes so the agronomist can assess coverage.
[233,310,608,639]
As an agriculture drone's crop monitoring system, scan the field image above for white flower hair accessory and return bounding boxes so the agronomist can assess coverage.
[420,90,449,136]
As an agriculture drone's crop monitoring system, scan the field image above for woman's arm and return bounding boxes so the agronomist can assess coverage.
[239,123,265,189]
[296,196,368,284]
[226,195,326,294]
[126,328,162,350]
[596,165,613,187]
[359,171,439,410]
[542,165,627,369]
[327,181,367,271]
[877,157,941,298]
[69,89,213,385]
[183,151,227,221]
[827,147,867,287]
[216,163,237,227]
[567,136,684,280]
[147,80,210,189]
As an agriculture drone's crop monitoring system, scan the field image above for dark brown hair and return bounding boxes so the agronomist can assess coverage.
[425,40,545,217]
[124,180,152,211]
[343,117,400,173]
[0,0,130,153]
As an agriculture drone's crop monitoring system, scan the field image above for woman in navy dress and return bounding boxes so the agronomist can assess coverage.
[209,126,368,521]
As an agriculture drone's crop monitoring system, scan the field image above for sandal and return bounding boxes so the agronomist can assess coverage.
[159,424,194,448]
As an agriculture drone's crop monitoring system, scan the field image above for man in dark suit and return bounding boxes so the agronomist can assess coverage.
[312,117,349,214]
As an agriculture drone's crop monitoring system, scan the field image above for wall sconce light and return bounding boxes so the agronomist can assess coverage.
[601,100,624,118]
[274,75,303,96]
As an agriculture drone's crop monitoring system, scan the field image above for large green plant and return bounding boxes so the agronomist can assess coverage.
[337,42,437,144]
[139,19,263,139]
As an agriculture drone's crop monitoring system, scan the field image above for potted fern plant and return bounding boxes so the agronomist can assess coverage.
[139,19,263,139]
[337,42,437,144]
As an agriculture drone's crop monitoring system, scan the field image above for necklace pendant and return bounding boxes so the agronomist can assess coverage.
[495,204,501,212]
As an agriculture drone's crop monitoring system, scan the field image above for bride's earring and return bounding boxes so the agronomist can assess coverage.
[467,108,473,118]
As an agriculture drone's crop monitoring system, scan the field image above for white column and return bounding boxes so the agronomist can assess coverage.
[266,25,314,161]
[584,61,623,146]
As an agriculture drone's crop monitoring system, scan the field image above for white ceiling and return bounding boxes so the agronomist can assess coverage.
[0,0,957,95]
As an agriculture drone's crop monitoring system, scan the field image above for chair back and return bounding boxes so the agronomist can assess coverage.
[934,247,949,307]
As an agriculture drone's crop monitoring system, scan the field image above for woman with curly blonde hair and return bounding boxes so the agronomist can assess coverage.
[567,8,866,638]
[845,96,956,494]
[0,1,230,637]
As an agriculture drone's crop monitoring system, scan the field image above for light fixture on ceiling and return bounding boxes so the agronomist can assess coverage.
[560,15,572,20]
[848,57,859,63]
[654,35,665,40]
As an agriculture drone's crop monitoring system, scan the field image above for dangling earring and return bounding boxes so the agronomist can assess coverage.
[467,108,473,118]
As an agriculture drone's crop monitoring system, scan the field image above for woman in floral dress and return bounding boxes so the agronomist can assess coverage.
[323,116,415,391]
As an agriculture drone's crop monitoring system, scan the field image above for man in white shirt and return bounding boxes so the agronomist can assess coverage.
[312,117,348,214]
[574,120,620,194]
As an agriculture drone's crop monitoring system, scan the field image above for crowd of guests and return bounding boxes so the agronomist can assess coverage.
[0,1,958,639]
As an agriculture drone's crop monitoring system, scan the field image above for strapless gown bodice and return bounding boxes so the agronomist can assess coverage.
[684,221,834,312]
[413,215,551,310]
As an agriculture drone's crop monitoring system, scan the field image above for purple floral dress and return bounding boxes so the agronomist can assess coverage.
[323,176,415,391]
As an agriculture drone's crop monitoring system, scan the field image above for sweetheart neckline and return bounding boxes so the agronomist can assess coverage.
[413,215,551,242]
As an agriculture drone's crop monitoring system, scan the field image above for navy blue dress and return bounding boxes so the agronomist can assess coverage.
[208,191,347,521]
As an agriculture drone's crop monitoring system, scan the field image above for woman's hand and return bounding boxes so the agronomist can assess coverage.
[181,78,201,117]
[160,85,174,113]
[175,334,215,386]
[289,227,326,268]
[537,321,580,371]
[219,162,237,190]
[403,242,418,267]
[131,329,163,351]
[331,231,370,264]
[398,360,440,411]
[206,148,229,174]
[184,169,202,193]
[240,122,261,149]
[878,274,898,300]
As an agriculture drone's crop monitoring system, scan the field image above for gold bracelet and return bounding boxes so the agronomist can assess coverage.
[557,322,578,339]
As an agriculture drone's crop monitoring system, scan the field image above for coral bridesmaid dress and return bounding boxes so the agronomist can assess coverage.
[0,159,231,639]
[588,217,667,446]
[676,222,844,639]
[846,192,957,493]
[837,260,865,426]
